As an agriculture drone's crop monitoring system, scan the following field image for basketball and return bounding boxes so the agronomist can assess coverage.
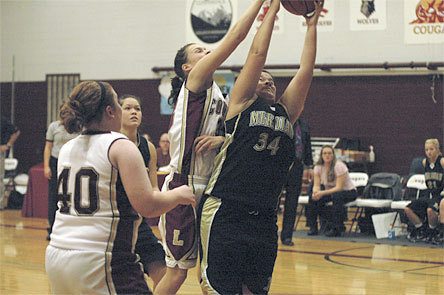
[281,0,317,17]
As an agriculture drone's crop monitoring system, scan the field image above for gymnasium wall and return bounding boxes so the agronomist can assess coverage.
[1,0,443,82]
[1,75,442,175]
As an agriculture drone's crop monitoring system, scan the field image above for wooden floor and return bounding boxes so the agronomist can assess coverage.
[1,209,443,295]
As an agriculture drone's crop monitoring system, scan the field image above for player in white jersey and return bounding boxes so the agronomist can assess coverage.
[45,81,195,295]
[155,2,269,294]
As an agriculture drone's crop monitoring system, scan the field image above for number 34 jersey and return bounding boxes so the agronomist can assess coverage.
[50,131,142,253]
[205,98,295,211]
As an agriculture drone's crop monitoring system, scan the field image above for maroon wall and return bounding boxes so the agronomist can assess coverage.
[1,74,443,176]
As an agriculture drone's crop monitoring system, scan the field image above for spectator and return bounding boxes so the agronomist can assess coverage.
[423,138,443,244]
[44,116,78,240]
[306,145,357,237]
[0,116,20,209]
[280,117,313,246]
[156,133,170,171]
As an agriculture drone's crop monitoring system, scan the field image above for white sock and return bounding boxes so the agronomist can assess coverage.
[415,223,423,228]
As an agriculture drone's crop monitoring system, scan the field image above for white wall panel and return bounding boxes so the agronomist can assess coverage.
[1,0,443,82]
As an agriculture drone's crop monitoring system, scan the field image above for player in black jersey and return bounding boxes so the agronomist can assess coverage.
[199,1,324,293]
[424,139,444,244]
[119,95,167,289]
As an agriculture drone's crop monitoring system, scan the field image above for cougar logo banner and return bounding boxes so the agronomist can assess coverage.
[404,0,444,44]
[254,0,284,34]
[186,0,237,46]
[350,0,387,31]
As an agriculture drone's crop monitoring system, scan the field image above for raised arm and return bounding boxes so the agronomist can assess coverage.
[227,0,280,118]
[279,1,323,123]
[187,0,265,93]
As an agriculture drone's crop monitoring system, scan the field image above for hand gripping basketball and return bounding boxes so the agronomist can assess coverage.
[282,0,324,18]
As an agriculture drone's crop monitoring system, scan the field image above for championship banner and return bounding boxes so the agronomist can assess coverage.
[404,0,444,44]
[299,0,334,32]
[350,0,387,31]
[186,0,238,46]
[253,0,284,34]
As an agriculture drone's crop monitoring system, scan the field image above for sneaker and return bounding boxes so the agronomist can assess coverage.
[282,238,294,246]
[407,226,427,242]
[307,227,318,236]
[431,232,443,246]
[325,227,341,237]
[425,228,439,244]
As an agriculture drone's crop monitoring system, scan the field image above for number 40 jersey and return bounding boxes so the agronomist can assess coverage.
[50,131,142,253]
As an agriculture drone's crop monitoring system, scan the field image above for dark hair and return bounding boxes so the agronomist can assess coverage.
[119,94,142,106]
[262,69,275,81]
[61,81,115,133]
[168,43,194,106]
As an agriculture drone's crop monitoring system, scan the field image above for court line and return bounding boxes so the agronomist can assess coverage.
[0,223,47,231]
[279,246,444,266]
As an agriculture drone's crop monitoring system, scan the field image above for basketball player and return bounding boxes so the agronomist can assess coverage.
[155,1,268,294]
[45,81,195,294]
[199,0,323,293]
[423,139,444,244]
[119,94,166,289]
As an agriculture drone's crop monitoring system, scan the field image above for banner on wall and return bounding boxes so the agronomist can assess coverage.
[214,72,235,99]
[350,0,387,31]
[253,0,284,34]
[186,0,238,46]
[159,75,174,115]
[404,0,444,44]
[299,0,334,32]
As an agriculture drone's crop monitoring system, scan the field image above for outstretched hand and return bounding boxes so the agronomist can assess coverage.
[172,185,196,207]
[269,0,281,13]
[305,0,324,26]
[194,135,225,154]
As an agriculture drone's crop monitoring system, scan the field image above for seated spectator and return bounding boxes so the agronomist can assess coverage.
[1,116,20,209]
[156,133,170,171]
[306,145,357,237]
[423,139,444,245]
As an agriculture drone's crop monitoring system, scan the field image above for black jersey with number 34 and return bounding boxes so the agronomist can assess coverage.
[205,97,295,211]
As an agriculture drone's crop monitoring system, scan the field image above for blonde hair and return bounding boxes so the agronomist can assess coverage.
[425,138,442,155]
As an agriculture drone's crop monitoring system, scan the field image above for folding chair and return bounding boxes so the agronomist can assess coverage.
[2,158,18,208]
[390,174,427,229]
[350,173,402,235]
[346,172,369,233]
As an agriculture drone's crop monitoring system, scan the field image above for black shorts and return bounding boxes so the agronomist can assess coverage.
[136,218,166,274]
[428,196,443,213]
[407,199,429,220]
[200,196,277,294]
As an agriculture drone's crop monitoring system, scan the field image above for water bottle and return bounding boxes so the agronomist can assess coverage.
[388,229,395,240]
[369,145,375,163]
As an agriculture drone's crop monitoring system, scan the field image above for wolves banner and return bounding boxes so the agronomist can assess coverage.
[404,0,444,44]
[299,0,334,32]
[350,0,387,31]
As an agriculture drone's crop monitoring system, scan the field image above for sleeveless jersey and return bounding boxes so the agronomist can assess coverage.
[205,98,295,211]
[138,133,150,166]
[168,81,228,186]
[425,155,444,198]
[50,131,142,253]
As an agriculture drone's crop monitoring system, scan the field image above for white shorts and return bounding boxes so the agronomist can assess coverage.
[45,245,150,294]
